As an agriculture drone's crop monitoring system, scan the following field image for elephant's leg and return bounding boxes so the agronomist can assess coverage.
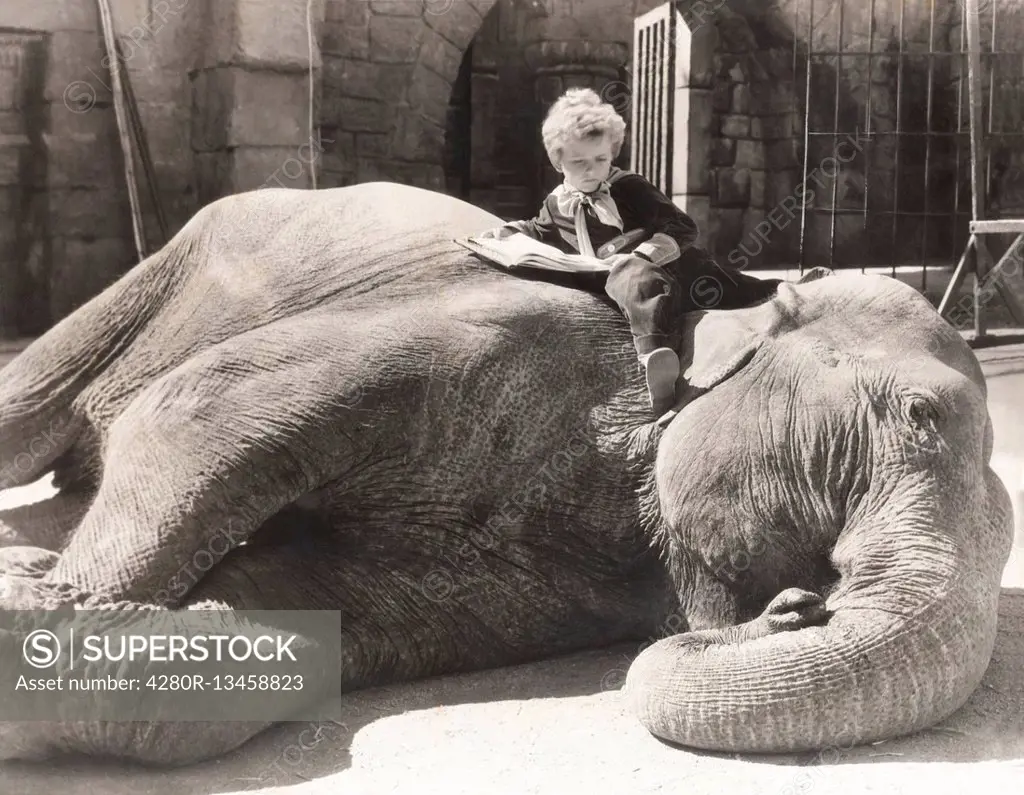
[0,540,297,765]
[1,527,534,766]
[39,315,402,605]
[0,489,92,551]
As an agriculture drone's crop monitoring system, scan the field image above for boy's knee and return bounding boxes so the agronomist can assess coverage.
[606,255,675,301]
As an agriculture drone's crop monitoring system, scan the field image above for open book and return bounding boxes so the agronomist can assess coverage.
[455,231,612,274]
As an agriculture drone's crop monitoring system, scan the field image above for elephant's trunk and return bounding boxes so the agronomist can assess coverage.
[625,465,1013,753]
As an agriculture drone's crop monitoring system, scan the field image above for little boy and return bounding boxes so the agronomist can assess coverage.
[482,87,780,421]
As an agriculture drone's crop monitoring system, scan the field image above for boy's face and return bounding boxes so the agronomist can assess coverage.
[558,134,614,193]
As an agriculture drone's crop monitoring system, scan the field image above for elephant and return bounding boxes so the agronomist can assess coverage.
[0,182,1013,767]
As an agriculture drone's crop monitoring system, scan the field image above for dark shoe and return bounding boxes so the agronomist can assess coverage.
[642,347,680,416]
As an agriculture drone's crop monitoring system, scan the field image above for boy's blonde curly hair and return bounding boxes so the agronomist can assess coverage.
[541,87,627,170]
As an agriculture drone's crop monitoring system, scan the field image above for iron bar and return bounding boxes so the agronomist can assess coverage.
[664,10,676,195]
[798,0,815,271]
[951,14,966,269]
[862,0,877,276]
[827,0,844,269]
[889,0,906,278]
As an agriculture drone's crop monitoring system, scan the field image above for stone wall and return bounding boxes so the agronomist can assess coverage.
[0,0,201,336]
[702,7,802,267]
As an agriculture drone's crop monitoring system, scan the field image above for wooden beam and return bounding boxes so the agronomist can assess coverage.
[970,219,1024,234]
[977,233,1024,326]
[965,0,987,225]
[938,235,975,317]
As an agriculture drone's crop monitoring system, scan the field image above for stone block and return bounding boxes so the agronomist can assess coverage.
[134,100,191,172]
[324,58,409,102]
[675,20,718,89]
[124,66,191,106]
[325,95,394,133]
[143,0,199,72]
[419,26,463,83]
[354,157,388,183]
[711,82,730,113]
[673,194,711,244]
[750,83,796,114]
[671,87,713,195]
[49,188,130,239]
[729,210,774,268]
[719,113,749,138]
[49,236,135,322]
[714,167,750,207]
[110,0,153,32]
[43,30,110,107]
[326,0,365,24]
[731,84,751,114]
[716,11,758,54]
[766,139,798,169]
[323,19,368,59]
[369,15,424,64]
[356,132,390,158]
[749,169,767,208]
[0,143,28,186]
[0,0,96,32]
[370,0,422,16]
[535,75,564,105]
[407,63,453,127]
[750,113,792,141]
[192,67,309,151]
[392,114,445,163]
[734,139,764,169]
[706,207,744,255]
[390,161,445,190]
[766,168,800,207]
[190,67,232,151]
[201,0,324,71]
[423,0,483,51]
[46,105,123,189]
[198,145,316,200]
[710,137,735,166]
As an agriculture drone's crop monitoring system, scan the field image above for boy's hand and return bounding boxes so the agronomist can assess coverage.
[479,225,518,240]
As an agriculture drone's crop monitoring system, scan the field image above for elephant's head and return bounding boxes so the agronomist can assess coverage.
[626,271,1015,752]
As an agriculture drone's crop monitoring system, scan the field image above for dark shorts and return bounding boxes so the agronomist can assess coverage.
[604,247,781,356]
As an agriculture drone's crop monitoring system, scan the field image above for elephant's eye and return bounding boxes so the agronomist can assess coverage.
[905,396,941,433]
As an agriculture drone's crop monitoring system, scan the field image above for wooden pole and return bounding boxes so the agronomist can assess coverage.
[96,0,147,261]
[964,0,988,337]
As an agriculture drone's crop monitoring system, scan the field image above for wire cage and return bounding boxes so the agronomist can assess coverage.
[631,0,1024,339]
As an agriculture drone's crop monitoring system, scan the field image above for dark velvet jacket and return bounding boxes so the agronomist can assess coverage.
[507,166,700,259]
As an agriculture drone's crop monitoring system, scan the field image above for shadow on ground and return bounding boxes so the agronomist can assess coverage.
[0,590,1021,795]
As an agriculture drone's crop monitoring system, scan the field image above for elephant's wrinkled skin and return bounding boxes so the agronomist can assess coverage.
[0,183,1013,766]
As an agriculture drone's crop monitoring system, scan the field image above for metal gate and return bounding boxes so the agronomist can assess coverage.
[631,3,676,195]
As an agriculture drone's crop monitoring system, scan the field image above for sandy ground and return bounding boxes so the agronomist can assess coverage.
[0,342,1021,794]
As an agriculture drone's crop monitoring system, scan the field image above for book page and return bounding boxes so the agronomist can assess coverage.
[476,232,571,261]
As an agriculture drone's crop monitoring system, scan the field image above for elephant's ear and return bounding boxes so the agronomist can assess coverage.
[680,289,789,391]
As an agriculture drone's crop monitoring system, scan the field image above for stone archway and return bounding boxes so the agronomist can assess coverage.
[319,0,499,190]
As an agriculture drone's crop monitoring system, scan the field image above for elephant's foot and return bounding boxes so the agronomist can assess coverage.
[0,489,92,551]
[0,547,88,610]
[0,570,85,611]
